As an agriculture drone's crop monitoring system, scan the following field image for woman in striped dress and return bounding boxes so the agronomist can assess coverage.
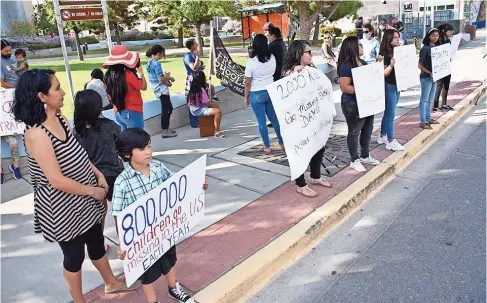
[12,69,139,302]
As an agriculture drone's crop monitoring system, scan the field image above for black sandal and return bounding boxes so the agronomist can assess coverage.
[442,105,453,111]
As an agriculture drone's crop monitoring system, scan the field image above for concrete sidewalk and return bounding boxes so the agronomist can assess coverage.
[1,31,485,303]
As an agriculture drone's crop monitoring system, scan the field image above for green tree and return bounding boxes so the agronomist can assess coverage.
[32,0,57,35]
[149,0,238,54]
[8,20,37,36]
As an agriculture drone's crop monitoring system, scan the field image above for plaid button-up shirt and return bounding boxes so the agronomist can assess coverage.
[110,160,173,216]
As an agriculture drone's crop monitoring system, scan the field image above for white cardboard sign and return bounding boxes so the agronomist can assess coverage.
[431,43,451,82]
[266,67,336,180]
[0,88,25,136]
[449,33,462,60]
[117,156,207,286]
[352,62,385,118]
[394,45,420,91]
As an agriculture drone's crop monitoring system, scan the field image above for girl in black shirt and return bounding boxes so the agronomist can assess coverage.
[433,23,454,111]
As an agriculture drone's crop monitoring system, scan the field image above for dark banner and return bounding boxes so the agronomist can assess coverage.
[211,28,245,96]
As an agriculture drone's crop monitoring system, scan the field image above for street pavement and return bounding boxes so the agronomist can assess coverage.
[1,30,485,303]
[246,98,486,303]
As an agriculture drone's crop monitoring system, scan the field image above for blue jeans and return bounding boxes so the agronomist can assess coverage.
[249,90,283,148]
[115,109,144,131]
[419,78,437,124]
[189,109,199,128]
[380,83,401,141]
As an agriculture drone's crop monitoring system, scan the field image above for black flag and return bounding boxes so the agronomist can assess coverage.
[210,28,245,96]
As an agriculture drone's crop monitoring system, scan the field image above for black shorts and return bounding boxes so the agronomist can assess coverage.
[58,223,105,272]
[141,245,177,285]
[105,175,118,202]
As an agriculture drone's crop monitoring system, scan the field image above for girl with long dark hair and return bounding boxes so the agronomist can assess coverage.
[433,23,454,111]
[244,34,283,153]
[337,36,381,172]
[283,40,332,198]
[418,28,440,129]
[146,44,177,138]
[376,28,405,151]
[103,45,147,131]
[187,70,224,138]
[74,89,125,253]
[12,69,139,301]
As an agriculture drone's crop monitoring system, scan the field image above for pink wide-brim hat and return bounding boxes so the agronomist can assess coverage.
[102,45,139,69]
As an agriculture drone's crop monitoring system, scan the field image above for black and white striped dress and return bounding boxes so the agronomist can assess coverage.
[26,113,104,243]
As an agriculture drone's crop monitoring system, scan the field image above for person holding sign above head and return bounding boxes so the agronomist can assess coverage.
[337,37,381,172]
[377,29,405,152]
[244,34,284,153]
[12,69,140,302]
[418,28,440,130]
[282,40,333,198]
[433,23,454,112]
[112,128,205,303]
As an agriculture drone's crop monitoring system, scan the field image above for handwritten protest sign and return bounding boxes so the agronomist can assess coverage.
[449,33,462,60]
[1,88,25,136]
[394,45,420,91]
[352,62,385,118]
[117,155,207,286]
[431,43,451,82]
[266,67,336,180]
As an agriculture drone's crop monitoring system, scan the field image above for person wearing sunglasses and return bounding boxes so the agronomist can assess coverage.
[360,23,380,65]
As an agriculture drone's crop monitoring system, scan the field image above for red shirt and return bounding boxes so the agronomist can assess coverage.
[123,70,144,113]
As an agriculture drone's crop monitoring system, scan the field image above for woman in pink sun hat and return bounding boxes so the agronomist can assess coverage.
[103,45,147,131]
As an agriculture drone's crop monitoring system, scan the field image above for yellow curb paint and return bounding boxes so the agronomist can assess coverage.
[194,83,486,303]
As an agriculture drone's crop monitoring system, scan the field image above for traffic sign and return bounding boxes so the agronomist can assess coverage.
[60,7,103,21]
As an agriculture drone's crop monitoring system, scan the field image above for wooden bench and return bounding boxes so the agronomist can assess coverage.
[199,115,215,137]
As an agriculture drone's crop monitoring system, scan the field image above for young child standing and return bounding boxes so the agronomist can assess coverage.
[146,44,177,138]
[73,89,125,252]
[112,128,205,303]
[9,48,29,78]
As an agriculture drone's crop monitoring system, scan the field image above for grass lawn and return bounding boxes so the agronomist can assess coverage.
[32,54,248,117]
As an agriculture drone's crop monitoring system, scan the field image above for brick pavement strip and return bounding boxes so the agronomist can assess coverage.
[84,80,485,303]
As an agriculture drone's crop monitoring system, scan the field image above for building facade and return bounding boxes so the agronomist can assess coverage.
[357,0,463,20]
[1,0,35,34]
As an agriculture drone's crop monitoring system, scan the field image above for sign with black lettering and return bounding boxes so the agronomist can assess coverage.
[403,2,413,12]
[117,156,207,286]
[266,67,336,180]
[431,43,451,82]
[1,88,25,136]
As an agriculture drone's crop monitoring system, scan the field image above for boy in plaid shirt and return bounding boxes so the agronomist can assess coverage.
[112,128,207,303]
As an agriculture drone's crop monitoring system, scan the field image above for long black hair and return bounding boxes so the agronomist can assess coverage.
[380,28,399,56]
[104,64,128,111]
[187,70,208,107]
[146,44,165,58]
[74,89,103,134]
[337,36,361,70]
[283,40,311,74]
[116,128,151,162]
[251,34,271,63]
[422,28,440,46]
[438,23,454,44]
[13,69,56,126]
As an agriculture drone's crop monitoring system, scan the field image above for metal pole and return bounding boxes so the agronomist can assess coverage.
[431,0,435,28]
[101,0,112,54]
[423,0,428,37]
[208,20,213,98]
[53,0,75,102]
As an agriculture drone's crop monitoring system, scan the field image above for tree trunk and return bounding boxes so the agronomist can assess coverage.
[194,22,204,55]
[74,30,84,61]
[312,17,321,45]
[298,1,313,41]
[114,26,122,45]
[177,27,183,47]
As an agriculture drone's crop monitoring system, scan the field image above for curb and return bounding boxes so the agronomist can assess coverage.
[194,83,486,303]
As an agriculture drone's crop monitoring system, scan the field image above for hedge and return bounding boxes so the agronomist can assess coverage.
[23,43,62,52]
[79,36,99,44]
[121,32,156,41]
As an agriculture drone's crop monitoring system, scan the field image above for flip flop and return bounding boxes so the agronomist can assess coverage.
[105,279,141,294]
[259,146,272,153]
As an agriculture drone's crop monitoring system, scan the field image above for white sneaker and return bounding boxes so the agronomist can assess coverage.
[350,159,367,172]
[386,139,405,151]
[377,135,388,145]
[359,156,380,165]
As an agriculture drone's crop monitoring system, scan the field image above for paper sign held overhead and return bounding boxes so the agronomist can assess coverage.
[352,62,385,118]
[266,67,336,180]
[449,33,462,60]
